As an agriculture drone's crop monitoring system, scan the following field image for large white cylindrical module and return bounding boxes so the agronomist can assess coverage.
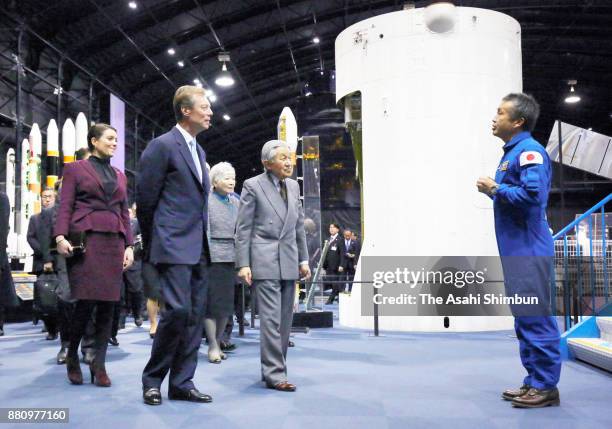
[335,6,521,331]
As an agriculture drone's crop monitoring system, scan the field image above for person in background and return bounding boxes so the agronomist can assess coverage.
[28,186,58,340]
[341,228,360,293]
[0,191,19,336]
[323,223,345,304]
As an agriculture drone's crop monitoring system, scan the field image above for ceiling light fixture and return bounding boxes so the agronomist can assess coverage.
[223,114,231,121]
[564,79,581,104]
[215,52,235,87]
[167,48,175,56]
[128,1,137,9]
[313,36,320,44]
[177,60,184,67]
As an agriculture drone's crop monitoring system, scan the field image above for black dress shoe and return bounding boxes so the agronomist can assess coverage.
[168,388,213,403]
[134,316,143,327]
[56,347,67,365]
[502,384,531,401]
[82,350,95,365]
[220,341,237,351]
[511,387,560,408]
[143,387,162,406]
[46,332,58,341]
[0,327,4,336]
[288,340,295,347]
[108,336,119,346]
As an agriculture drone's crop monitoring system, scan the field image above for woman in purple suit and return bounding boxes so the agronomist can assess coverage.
[54,123,134,387]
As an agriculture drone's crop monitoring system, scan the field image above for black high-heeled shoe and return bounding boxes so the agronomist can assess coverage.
[66,357,83,385]
[89,362,111,387]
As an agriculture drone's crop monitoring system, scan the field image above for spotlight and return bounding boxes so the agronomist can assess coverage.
[167,48,175,56]
[215,52,235,87]
[128,1,137,9]
[564,80,581,104]
[177,61,184,67]
[223,114,231,121]
[313,36,320,44]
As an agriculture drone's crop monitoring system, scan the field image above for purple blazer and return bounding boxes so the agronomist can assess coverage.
[54,160,133,246]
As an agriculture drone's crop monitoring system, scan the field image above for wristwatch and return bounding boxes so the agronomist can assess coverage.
[490,184,499,196]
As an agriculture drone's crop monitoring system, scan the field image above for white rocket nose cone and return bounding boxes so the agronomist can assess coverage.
[424,2,456,33]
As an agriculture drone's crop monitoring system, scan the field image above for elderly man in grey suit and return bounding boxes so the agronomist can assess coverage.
[236,140,310,392]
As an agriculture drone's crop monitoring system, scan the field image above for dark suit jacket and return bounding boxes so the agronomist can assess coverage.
[343,239,361,272]
[323,234,345,273]
[1,192,18,307]
[26,212,45,273]
[54,160,133,245]
[136,127,210,265]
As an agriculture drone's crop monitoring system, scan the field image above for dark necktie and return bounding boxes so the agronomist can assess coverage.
[279,180,287,204]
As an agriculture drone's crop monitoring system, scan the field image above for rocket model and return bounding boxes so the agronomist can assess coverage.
[18,138,33,261]
[277,107,301,309]
[5,148,18,257]
[62,118,76,163]
[28,124,42,214]
[277,107,298,167]
[75,112,88,152]
[46,119,60,188]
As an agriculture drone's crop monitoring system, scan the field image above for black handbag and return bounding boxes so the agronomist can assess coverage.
[51,231,87,256]
[33,273,60,315]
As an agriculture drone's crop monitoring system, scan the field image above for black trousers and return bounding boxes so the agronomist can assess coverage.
[68,300,114,370]
[222,283,249,341]
[142,260,208,391]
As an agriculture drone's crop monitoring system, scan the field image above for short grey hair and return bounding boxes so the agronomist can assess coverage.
[261,139,290,163]
[209,162,235,188]
[502,93,540,132]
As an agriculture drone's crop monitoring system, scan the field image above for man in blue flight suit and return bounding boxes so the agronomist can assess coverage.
[477,93,561,408]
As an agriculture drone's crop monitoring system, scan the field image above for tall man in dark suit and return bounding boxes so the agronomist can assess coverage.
[1,191,18,336]
[138,85,213,406]
[236,140,310,392]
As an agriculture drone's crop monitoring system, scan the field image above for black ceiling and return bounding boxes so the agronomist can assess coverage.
[2,0,612,179]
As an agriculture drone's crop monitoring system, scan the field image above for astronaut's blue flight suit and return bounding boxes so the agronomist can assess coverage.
[493,130,561,390]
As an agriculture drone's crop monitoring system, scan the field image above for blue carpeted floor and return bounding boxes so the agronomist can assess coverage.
[0,310,610,429]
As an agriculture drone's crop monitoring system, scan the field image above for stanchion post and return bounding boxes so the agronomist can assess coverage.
[373,283,379,337]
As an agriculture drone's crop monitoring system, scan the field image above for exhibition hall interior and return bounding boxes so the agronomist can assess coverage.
[0,1,610,428]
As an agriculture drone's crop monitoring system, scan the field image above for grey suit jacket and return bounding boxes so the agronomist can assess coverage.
[235,172,308,280]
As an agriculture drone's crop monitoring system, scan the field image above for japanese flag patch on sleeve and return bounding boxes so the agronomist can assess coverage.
[519,151,544,166]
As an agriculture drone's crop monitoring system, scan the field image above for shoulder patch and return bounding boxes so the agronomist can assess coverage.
[519,151,543,166]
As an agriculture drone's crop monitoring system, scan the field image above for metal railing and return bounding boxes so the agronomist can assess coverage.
[552,193,612,331]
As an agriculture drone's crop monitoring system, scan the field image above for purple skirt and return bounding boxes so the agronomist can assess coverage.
[67,232,125,302]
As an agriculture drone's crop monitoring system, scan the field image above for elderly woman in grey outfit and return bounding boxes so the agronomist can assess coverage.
[205,162,240,363]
